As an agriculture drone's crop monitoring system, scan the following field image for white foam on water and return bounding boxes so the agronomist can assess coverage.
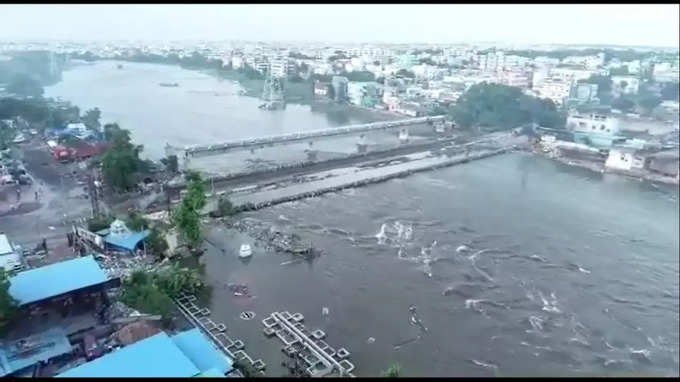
[529,315,544,332]
[375,223,388,245]
[456,245,470,253]
[470,359,498,370]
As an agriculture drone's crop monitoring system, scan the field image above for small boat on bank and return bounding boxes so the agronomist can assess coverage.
[239,244,253,258]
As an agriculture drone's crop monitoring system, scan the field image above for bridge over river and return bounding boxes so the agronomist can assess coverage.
[170,116,446,158]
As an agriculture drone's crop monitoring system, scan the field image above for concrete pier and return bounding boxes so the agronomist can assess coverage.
[262,311,355,377]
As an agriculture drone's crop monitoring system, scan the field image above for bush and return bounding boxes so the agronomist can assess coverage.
[121,271,174,317]
[216,197,236,217]
[147,228,169,258]
[381,363,402,377]
[0,269,18,335]
[87,215,115,232]
[125,212,149,231]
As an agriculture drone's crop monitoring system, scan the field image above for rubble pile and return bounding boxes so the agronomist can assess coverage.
[230,219,318,258]
[95,253,163,280]
[104,301,140,323]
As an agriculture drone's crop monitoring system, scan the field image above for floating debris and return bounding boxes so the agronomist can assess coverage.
[240,311,256,320]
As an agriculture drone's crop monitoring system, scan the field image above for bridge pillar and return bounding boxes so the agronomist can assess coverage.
[250,148,256,154]
[306,150,318,161]
[356,134,368,153]
[182,153,191,171]
[398,128,409,144]
[308,141,314,147]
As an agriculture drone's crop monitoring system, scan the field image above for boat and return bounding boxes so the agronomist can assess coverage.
[159,82,179,87]
[238,244,252,258]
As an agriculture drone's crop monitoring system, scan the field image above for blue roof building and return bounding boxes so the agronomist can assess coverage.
[171,328,233,375]
[0,327,73,377]
[8,255,119,307]
[56,329,233,378]
[96,220,150,254]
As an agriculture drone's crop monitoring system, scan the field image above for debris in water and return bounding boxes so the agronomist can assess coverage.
[227,283,249,297]
[456,245,469,253]
[240,311,256,320]
[366,337,375,344]
[48,226,55,230]
[321,306,329,316]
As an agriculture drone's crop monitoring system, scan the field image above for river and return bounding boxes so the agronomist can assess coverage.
[45,61,375,160]
[44,61,679,377]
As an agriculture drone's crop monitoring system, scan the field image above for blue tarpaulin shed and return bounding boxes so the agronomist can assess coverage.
[102,230,150,252]
[8,255,111,306]
[56,332,200,378]
[172,328,233,374]
[0,327,72,377]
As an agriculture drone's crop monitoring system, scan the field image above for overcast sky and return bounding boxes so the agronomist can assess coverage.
[0,4,678,47]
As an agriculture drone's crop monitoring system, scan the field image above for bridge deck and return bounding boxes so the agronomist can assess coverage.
[183,116,444,156]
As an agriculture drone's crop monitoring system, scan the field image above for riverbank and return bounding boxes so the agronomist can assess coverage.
[537,149,679,186]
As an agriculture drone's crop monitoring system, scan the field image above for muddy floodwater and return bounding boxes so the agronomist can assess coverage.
[198,153,679,377]
[44,60,679,377]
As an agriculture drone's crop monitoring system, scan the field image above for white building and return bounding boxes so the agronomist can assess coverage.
[605,148,645,172]
[0,233,22,272]
[567,111,620,135]
[231,56,243,69]
[549,67,594,83]
[535,78,572,106]
[269,58,288,78]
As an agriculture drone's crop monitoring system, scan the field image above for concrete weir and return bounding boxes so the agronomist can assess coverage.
[226,148,508,213]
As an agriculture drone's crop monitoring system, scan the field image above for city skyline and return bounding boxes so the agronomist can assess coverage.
[0,4,678,48]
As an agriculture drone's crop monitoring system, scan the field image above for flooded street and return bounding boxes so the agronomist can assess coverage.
[200,153,678,377]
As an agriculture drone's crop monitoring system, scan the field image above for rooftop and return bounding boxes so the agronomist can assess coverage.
[0,327,72,377]
[56,329,233,378]
[8,256,112,307]
[0,234,14,256]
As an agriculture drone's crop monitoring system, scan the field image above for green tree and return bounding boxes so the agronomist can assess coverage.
[660,82,679,101]
[87,215,115,232]
[6,73,44,98]
[580,75,612,104]
[448,83,563,131]
[153,263,203,298]
[396,69,415,79]
[215,196,236,217]
[612,97,636,113]
[82,107,102,131]
[637,94,662,114]
[0,121,17,150]
[101,124,144,191]
[609,66,629,76]
[381,363,402,377]
[121,271,174,317]
[147,228,169,258]
[173,171,206,251]
[125,211,149,231]
[0,268,18,335]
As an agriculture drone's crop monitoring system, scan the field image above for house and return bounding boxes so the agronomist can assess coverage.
[95,220,150,255]
[645,149,680,178]
[0,233,22,273]
[7,255,120,310]
[57,329,234,377]
[0,327,73,377]
[605,148,646,172]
